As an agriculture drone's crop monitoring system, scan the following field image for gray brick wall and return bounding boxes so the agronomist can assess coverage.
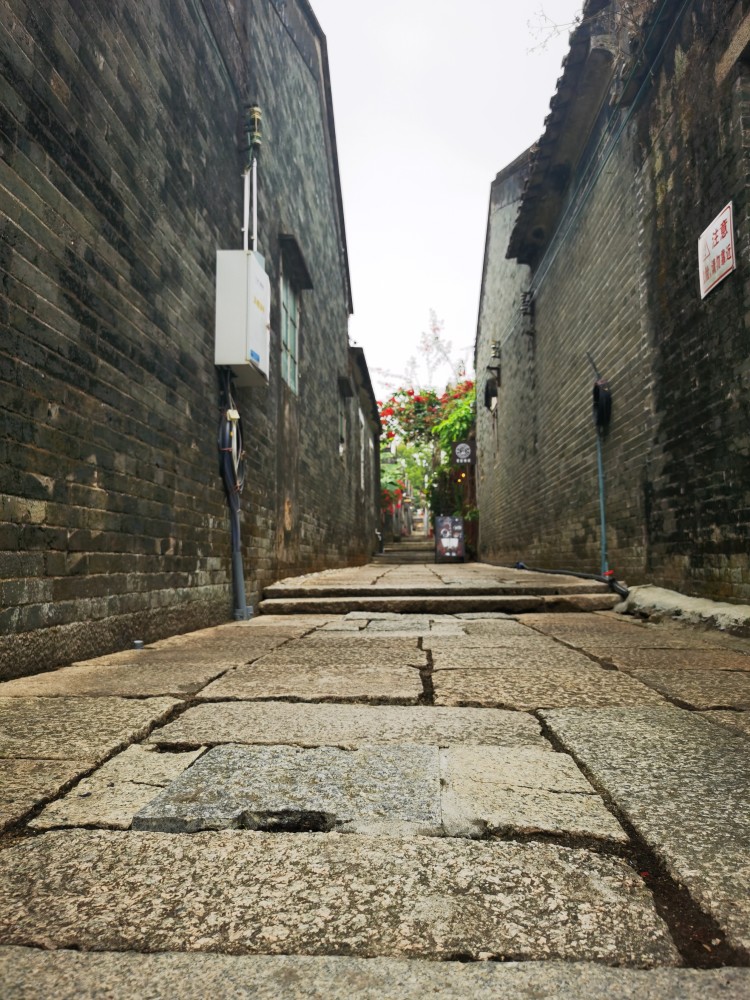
[0,0,379,678]
[476,0,750,601]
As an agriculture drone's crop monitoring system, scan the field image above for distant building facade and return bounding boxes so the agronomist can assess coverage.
[0,0,380,678]
[476,0,750,601]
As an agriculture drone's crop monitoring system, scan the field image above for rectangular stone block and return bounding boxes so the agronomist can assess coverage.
[197,662,423,704]
[0,697,180,762]
[440,746,627,843]
[0,830,680,965]
[433,667,667,710]
[0,658,232,699]
[251,639,426,668]
[147,702,550,750]
[0,949,748,1000]
[431,645,598,671]
[583,648,750,673]
[133,744,441,836]
[618,668,750,709]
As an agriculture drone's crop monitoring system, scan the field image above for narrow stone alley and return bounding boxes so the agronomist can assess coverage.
[1,559,749,997]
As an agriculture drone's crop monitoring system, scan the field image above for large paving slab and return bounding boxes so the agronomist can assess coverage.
[541,707,750,954]
[133,744,442,836]
[582,647,750,673]
[30,746,206,831]
[0,760,90,832]
[433,666,667,710]
[147,701,550,749]
[2,951,749,1000]
[197,661,423,703]
[252,638,426,667]
[430,645,599,671]
[0,697,180,761]
[0,830,679,965]
[0,658,233,699]
[618,667,750,709]
[440,747,627,843]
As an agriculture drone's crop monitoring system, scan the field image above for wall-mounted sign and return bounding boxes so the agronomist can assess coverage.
[699,202,735,299]
[452,441,475,465]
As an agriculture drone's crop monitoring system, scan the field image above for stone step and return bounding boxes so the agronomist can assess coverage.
[258,592,618,616]
[373,552,436,563]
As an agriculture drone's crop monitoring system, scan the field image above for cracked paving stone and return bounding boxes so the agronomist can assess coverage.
[440,747,627,843]
[0,697,180,761]
[133,744,442,836]
[30,746,206,830]
[196,661,423,703]
[147,701,550,749]
[0,830,679,965]
[433,666,667,709]
[0,760,90,832]
[541,707,750,953]
[618,667,750,709]
[2,952,749,1000]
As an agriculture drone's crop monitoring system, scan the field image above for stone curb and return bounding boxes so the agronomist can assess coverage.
[617,585,750,635]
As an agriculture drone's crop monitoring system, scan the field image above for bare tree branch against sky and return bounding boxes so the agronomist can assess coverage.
[310,0,583,395]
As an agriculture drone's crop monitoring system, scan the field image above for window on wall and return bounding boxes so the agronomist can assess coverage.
[278,234,313,395]
[338,397,348,457]
[359,408,366,490]
[281,273,300,393]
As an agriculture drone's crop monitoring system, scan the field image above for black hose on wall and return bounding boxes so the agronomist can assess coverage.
[217,368,250,619]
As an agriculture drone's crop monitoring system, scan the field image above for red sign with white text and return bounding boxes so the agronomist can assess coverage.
[699,203,735,299]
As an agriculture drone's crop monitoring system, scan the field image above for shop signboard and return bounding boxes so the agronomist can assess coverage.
[435,515,465,562]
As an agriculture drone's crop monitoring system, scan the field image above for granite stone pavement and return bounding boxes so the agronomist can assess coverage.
[1,564,749,996]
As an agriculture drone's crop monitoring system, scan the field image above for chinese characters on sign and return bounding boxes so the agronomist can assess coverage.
[699,203,735,299]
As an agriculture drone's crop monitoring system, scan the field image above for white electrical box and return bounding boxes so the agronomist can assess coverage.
[215,250,270,386]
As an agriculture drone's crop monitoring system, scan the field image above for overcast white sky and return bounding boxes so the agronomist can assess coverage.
[309,0,583,397]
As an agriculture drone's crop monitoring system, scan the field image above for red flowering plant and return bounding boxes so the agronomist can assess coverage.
[378,388,443,444]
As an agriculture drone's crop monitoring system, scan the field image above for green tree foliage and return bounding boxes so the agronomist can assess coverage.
[378,380,475,517]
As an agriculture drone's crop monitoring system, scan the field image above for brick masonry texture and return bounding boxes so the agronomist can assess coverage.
[0,0,380,678]
[476,0,750,602]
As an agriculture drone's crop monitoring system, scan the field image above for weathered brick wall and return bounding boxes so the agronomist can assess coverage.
[478,130,656,579]
[0,0,379,678]
[476,0,750,601]
[639,0,750,599]
[475,155,540,561]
